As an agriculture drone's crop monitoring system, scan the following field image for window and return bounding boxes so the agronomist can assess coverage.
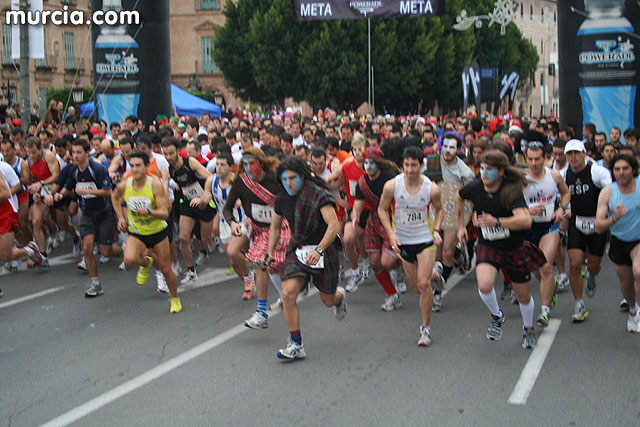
[541,7,544,23]
[2,24,12,64]
[200,0,218,10]
[541,39,544,55]
[36,28,48,67]
[554,11,556,22]
[65,32,75,69]
[530,5,533,20]
[520,1,523,17]
[201,36,218,73]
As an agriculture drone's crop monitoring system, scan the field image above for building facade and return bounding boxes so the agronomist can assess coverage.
[513,0,558,118]
[0,0,93,118]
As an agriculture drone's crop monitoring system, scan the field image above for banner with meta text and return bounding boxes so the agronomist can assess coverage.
[292,0,444,20]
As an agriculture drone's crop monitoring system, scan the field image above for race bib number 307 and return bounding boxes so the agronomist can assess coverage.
[252,203,274,224]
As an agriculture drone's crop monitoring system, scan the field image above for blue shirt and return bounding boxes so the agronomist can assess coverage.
[609,176,640,242]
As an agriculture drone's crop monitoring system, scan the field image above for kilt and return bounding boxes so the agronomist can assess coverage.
[476,241,546,273]
[364,215,392,253]
[281,244,339,295]
[246,222,290,267]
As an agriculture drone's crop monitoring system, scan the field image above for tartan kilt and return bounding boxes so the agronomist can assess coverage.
[467,223,478,241]
[364,214,391,252]
[246,221,291,267]
[476,240,546,273]
[281,244,339,295]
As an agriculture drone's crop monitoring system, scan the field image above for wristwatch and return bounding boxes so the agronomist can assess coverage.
[314,247,323,255]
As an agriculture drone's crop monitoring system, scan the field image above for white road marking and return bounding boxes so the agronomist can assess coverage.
[0,287,65,310]
[177,268,234,292]
[0,253,77,276]
[508,319,561,405]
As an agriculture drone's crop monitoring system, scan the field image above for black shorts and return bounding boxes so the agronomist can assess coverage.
[567,221,607,257]
[179,200,216,222]
[281,246,339,295]
[130,227,169,249]
[79,213,116,245]
[609,235,640,266]
[358,209,370,229]
[398,242,435,263]
[523,222,560,247]
[52,196,72,211]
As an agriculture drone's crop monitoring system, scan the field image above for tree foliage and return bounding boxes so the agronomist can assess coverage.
[213,0,538,113]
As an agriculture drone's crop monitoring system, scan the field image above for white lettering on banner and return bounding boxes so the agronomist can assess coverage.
[76,182,98,199]
[481,225,510,241]
[182,182,203,201]
[575,216,596,235]
[251,203,274,224]
[296,245,325,269]
[127,196,151,212]
[397,208,426,226]
[399,0,433,14]
[300,3,333,17]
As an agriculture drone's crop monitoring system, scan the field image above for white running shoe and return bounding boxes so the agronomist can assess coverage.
[99,255,110,264]
[627,313,640,334]
[361,258,371,278]
[432,262,445,292]
[195,251,207,266]
[395,267,408,294]
[269,298,284,311]
[333,286,347,321]
[418,326,432,347]
[381,294,401,312]
[156,270,169,294]
[244,310,268,329]
[119,260,127,271]
[180,270,198,285]
[77,257,87,271]
[345,270,365,293]
[277,340,306,361]
[556,273,569,292]
[172,262,182,277]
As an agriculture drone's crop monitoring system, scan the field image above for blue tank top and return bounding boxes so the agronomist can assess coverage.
[609,176,640,242]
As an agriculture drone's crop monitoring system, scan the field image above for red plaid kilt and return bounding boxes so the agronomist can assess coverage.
[246,221,291,267]
[364,214,392,252]
[467,223,478,241]
[476,241,546,273]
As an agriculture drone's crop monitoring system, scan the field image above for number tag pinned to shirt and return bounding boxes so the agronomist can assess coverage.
[40,184,52,197]
[76,182,98,199]
[531,204,554,223]
[295,245,324,269]
[397,208,426,226]
[575,215,596,235]
[182,182,203,200]
[481,225,510,241]
[251,203,274,224]
[348,180,357,197]
[127,196,152,213]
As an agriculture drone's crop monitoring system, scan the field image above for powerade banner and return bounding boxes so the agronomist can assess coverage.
[292,0,444,20]
[91,0,171,126]
[558,0,639,135]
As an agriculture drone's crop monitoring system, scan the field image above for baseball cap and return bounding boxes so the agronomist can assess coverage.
[564,139,586,154]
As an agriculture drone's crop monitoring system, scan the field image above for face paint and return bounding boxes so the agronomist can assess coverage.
[442,139,458,155]
[281,171,302,196]
[480,165,499,182]
[363,159,378,173]
[243,156,262,180]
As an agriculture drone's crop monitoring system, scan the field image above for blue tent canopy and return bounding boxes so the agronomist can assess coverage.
[79,84,221,119]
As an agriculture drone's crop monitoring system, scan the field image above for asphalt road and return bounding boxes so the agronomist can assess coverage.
[1,241,638,427]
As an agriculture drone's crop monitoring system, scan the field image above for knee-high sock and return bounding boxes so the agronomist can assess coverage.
[375,270,397,296]
[519,296,535,329]
[269,273,282,297]
[478,288,501,317]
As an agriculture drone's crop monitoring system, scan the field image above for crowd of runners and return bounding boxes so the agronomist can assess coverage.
[1,107,639,360]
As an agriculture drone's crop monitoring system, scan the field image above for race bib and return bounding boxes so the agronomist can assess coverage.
[127,196,152,213]
[40,184,52,196]
[531,204,554,223]
[348,180,357,197]
[481,225,510,241]
[252,203,274,224]
[295,245,324,269]
[182,182,204,200]
[397,208,426,226]
[77,181,98,199]
[575,215,596,235]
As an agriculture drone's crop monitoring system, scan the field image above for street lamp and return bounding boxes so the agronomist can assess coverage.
[72,86,84,103]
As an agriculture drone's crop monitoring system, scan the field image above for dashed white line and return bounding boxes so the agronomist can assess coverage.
[508,319,561,405]
[0,287,65,310]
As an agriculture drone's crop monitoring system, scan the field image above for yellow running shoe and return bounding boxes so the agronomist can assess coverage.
[226,266,235,276]
[170,297,182,313]
[136,256,154,285]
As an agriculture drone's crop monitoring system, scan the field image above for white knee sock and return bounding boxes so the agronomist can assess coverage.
[269,273,282,297]
[519,297,535,329]
[478,288,501,317]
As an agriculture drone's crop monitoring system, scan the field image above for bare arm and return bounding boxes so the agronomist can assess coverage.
[151,176,170,220]
[267,213,283,258]
[43,151,59,184]
[0,174,10,201]
[378,178,397,244]
[478,207,532,230]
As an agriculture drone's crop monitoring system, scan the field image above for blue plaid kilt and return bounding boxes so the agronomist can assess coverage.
[476,240,546,273]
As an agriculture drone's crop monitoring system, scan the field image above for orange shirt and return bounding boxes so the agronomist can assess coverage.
[124,157,161,179]
[337,150,351,164]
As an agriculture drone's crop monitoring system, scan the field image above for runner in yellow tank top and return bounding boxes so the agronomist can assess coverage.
[112,152,182,313]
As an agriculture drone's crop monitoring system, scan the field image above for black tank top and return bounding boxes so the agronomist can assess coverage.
[169,156,205,188]
[566,163,599,217]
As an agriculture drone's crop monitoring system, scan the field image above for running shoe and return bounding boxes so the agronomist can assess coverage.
[99,255,110,264]
[119,261,127,271]
[338,263,344,282]
[226,266,235,276]
[453,243,464,269]
[77,257,87,271]
[550,284,557,310]
[461,243,473,272]
[395,266,408,294]
[180,270,198,285]
[3,260,18,272]
[84,282,104,298]
[277,340,306,361]
[432,262,445,292]
[432,292,443,312]
[269,298,283,311]
[522,328,537,349]
[172,262,182,277]
[215,237,225,254]
[487,311,505,341]
[571,301,589,323]
[418,326,431,347]
[25,242,44,267]
[500,283,513,301]
[156,270,169,294]
[620,299,630,312]
[51,234,61,249]
[195,250,207,266]
[333,286,347,321]
[627,313,640,333]
[41,255,49,267]
[584,272,596,298]
[381,294,402,312]
[244,310,268,329]
[46,237,53,254]
[170,297,182,314]
[242,271,256,300]
[556,273,569,292]
[137,256,154,285]
[536,309,550,328]
[345,270,364,293]
[72,238,82,257]
[361,258,371,278]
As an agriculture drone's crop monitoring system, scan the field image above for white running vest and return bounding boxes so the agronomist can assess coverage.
[393,173,433,245]
[523,167,558,223]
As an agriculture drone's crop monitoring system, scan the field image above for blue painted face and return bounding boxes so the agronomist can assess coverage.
[480,165,499,182]
[363,159,378,174]
[281,171,302,196]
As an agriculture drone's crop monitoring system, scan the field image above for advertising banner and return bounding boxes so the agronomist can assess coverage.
[292,0,444,20]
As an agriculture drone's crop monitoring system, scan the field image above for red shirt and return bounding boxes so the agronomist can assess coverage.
[341,159,369,210]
